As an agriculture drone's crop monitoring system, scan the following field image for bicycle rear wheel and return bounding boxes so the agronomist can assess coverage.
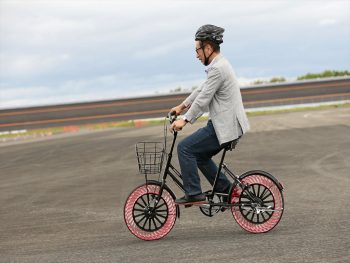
[230,172,284,233]
[124,183,176,240]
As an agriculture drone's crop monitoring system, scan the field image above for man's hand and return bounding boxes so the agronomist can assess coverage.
[170,119,187,132]
[170,104,186,116]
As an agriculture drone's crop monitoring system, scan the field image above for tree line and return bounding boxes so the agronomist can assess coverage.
[253,70,350,85]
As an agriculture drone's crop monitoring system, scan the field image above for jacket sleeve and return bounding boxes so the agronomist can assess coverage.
[184,67,222,123]
[182,85,202,107]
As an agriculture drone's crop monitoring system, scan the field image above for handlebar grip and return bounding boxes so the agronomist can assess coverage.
[167,111,177,124]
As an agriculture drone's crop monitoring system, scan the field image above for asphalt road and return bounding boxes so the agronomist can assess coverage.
[1,107,350,262]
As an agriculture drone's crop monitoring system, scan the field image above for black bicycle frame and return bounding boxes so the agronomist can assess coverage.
[157,128,245,204]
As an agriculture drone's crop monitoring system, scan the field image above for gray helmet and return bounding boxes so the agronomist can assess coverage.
[195,24,225,45]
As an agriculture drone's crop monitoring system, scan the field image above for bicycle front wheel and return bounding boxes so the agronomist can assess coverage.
[230,172,284,233]
[124,183,177,240]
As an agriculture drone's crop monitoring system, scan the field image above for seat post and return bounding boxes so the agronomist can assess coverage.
[210,147,228,199]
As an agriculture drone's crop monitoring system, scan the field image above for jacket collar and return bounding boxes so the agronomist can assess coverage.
[205,53,223,73]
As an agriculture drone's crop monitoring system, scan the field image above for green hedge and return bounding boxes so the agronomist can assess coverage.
[297,70,350,80]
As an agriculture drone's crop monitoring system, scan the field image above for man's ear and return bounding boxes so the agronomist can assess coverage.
[206,44,213,53]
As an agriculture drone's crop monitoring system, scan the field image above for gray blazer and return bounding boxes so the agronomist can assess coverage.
[183,54,250,145]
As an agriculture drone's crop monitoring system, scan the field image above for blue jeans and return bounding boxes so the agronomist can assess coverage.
[177,120,232,196]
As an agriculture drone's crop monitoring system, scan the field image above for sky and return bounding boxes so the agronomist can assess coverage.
[0,0,349,109]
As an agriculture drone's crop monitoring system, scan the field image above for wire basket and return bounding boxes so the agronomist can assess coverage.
[135,142,165,174]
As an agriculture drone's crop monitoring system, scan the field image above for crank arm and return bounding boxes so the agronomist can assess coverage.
[240,205,284,213]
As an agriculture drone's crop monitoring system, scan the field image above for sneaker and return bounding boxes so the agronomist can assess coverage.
[175,193,207,205]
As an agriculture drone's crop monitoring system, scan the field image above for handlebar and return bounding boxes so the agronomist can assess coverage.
[167,111,177,124]
[167,111,179,134]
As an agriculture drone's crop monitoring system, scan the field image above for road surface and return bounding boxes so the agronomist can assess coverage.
[0,107,349,262]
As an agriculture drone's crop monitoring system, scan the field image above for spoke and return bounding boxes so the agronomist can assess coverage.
[257,213,260,223]
[136,215,146,225]
[259,187,267,199]
[263,199,274,204]
[261,212,266,221]
[146,193,150,204]
[154,215,164,225]
[265,211,273,217]
[253,213,257,223]
[141,218,147,229]
[135,202,145,209]
[152,218,158,230]
[156,202,166,209]
[244,209,252,217]
[249,212,255,222]
[142,217,149,229]
[156,213,167,219]
[148,217,151,230]
[140,196,148,207]
[155,209,167,215]
[156,209,168,213]
[262,192,272,201]
[262,188,272,198]
[133,208,145,212]
[134,213,145,218]
[257,185,261,198]
[252,185,257,196]
[240,194,251,200]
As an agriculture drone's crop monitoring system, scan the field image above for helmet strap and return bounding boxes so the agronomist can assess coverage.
[201,42,215,66]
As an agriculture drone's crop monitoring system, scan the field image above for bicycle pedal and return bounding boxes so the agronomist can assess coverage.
[220,207,227,212]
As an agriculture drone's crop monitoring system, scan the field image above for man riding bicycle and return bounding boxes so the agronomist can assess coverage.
[170,24,250,205]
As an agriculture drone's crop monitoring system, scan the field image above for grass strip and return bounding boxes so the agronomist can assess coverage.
[1,102,349,140]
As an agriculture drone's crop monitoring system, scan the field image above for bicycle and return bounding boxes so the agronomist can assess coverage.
[124,113,284,241]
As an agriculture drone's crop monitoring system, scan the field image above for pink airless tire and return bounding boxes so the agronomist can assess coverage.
[231,174,284,233]
[124,183,177,240]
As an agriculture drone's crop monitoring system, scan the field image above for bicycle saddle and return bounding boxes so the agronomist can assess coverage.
[222,137,241,151]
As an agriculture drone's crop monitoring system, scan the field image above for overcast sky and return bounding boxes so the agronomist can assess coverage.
[0,0,349,109]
